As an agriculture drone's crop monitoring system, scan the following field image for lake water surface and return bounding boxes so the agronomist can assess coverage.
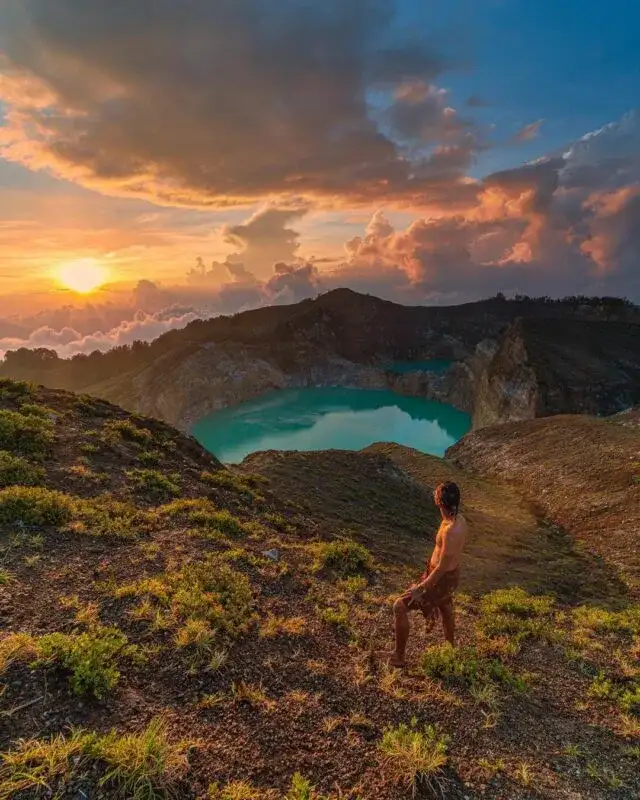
[192,387,470,464]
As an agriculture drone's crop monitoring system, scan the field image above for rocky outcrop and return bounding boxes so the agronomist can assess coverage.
[471,317,640,429]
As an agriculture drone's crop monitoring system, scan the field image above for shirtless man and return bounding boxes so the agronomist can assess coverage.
[381,481,467,668]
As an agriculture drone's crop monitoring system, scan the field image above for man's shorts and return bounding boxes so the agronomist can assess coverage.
[400,566,460,617]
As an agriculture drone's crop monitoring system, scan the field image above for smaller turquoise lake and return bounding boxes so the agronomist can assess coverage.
[386,360,452,374]
[192,387,471,464]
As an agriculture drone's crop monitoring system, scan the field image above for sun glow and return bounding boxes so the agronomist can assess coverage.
[56,259,109,293]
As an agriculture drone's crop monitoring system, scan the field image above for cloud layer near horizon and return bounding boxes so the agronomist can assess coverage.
[1,109,639,360]
[0,0,481,209]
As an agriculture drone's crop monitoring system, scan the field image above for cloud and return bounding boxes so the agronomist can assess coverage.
[339,112,640,301]
[221,206,308,279]
[265,262,322,304]
[0,307,202,359]
[0,0,481,210]
[512,120,544,142]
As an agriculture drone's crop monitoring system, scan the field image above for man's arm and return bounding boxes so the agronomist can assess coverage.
[415,529,458,594]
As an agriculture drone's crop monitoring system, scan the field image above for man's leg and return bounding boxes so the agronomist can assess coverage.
[378,598,411,667]
[439,599,455,645]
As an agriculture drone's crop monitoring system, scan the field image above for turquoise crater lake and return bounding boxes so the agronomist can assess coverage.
[191,387,471,464]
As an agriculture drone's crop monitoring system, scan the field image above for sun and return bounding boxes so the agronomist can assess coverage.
[56,259,110,294]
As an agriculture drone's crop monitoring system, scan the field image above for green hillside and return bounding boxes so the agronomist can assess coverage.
[0,379,637,799]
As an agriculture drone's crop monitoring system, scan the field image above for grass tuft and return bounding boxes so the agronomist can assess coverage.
[259,615,306,639]
[0,718,190,800]
[379,722,449,796]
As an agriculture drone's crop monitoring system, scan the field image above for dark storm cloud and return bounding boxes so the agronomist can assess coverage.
[0,0,479,209]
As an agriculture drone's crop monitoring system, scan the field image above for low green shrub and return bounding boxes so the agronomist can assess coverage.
[37,626,133,698]
[126,469,180,501]
[573,605,640,638]
[481,587,555,618]
[479,587,556,645]
[138,450,162,467]
[102,419,153,446]
[421,643,529,693]
[201,470,262,499]
[0,409,54,457]
[159,499,250,538]
[117,561,254,651]
[18,403,56,419]
[0,379,34,402]
[313,539,373,577]
[0,486,75,526]
[318,603,351,633]
[0,486,155,538]
[589,672,640,716]
[0,451,45,488]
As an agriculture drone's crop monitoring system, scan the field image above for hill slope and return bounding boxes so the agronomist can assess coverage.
[0,380,638,800]
[447,414,640,596]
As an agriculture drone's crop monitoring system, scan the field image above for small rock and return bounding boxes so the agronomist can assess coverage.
[262,548,280,562]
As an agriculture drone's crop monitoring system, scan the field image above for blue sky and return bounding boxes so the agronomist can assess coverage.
[406,0,640,176]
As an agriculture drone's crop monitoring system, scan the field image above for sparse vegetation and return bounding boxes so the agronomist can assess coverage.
[116,561,254,655]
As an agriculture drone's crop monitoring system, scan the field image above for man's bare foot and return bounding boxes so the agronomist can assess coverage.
[376,650,406,668]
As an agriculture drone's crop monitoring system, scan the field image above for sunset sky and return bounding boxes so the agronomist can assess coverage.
[0,0,638,356]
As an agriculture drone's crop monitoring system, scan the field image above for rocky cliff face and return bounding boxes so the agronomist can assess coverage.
[471,318,640,429]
